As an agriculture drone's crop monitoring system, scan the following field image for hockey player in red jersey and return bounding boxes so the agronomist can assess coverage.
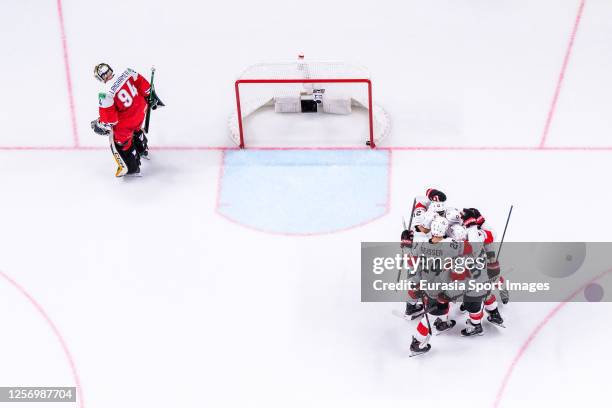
[466,208,507,325]
[458,208,506,335]
[91,63,163,177]
[400,188,447,319]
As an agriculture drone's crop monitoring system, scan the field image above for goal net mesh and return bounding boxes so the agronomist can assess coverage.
[229,60,390,147]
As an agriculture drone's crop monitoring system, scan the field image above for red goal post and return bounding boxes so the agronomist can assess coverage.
[229,59,390,148]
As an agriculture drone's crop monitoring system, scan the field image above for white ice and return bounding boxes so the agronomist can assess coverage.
[1,1,611,407]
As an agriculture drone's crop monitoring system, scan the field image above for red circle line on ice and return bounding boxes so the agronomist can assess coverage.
[493,266,612,407]
[0,270,85,408]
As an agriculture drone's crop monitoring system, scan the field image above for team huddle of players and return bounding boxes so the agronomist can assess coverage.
[400,188,508,356]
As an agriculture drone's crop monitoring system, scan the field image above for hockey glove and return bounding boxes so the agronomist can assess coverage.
[408,289,425,301]
[436,292,453,304]
[462,208,485,228]
[401,229,414,248]
[462,208,482,228]
[426,188,447,202]
[148,90,165,110]
[91,119,112,136]
[468,207,485,227]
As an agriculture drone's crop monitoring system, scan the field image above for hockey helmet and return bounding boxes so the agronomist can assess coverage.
[430,216,449,238]
[448,224,467,241]
[445,207,462,224]
[94,63,113,82]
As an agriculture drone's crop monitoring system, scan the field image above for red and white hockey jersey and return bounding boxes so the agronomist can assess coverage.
[98,68,151,144]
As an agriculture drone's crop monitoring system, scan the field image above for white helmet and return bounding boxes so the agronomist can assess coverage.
[445,207,462,224]
[466,226,485,242]
[447,224,467,241]
[413,209,434,230]
[430,216,450,238]
[429,200,446,214]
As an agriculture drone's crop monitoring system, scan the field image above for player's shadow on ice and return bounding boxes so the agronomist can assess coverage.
[383,310,507,358]
[122,156,183,181]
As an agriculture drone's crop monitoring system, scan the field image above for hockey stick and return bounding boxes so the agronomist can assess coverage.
[143,67,165,134]
[495,205,513,263]
[408,200,432,336]
[395,198,417,286]
[478,204,513,320]
[397,198,432,336]
[143,67,155,133]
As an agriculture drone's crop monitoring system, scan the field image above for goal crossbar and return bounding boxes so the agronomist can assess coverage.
[234,78,375,149]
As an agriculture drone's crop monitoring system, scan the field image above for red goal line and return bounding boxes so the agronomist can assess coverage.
[2,145,612,152]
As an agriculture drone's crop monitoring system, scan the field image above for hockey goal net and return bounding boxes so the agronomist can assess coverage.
[229,57,390,148]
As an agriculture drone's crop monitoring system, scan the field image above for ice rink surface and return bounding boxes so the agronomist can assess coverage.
[1,0,612,407]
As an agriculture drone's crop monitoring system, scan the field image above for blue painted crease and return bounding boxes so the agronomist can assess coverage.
[218,150,390,235]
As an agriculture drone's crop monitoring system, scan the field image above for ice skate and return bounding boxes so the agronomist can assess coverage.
[409,336,431,357]
[461,320,484,337]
